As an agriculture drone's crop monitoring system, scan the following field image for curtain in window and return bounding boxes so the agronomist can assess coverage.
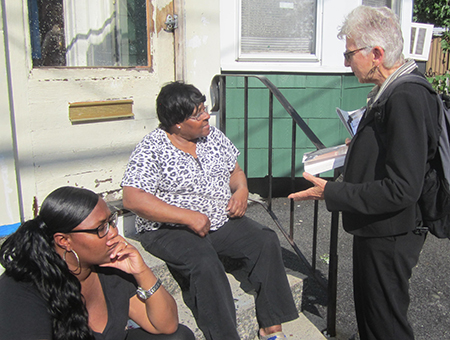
[63,0,118,66]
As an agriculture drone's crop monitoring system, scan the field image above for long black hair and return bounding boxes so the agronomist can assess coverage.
[156,81,206,130]
[0,186,99,340]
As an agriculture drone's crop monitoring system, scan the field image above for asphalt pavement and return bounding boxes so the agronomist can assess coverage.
[0,196,448,339]
[245,197,450,340]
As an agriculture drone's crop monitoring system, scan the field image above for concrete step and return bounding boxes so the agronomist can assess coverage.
[126,237,327,340]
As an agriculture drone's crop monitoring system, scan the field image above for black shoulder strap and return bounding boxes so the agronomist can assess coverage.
[381,73,435,100]
[388,74,450,183]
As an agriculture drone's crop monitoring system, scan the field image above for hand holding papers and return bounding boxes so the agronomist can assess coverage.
[301,106,365,175]
[336,107,366,137]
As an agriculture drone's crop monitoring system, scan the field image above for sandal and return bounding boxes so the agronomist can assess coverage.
[259,331,287,340]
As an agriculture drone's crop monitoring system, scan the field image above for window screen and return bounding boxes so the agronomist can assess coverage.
[240,0,317,57]
[362,0,392,7]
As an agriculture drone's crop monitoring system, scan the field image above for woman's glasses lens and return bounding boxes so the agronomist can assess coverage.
[98,212,119,238]
[191,105,209,121]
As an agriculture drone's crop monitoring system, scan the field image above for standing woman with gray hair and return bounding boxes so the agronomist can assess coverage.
[289,6,440,340]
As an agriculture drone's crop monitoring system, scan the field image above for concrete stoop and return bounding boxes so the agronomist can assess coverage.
[126,238,327,340]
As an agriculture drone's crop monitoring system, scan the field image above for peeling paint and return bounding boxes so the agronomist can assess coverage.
[0,156,14,222]
[94,178,113,188]
[156,2,174,33]
[188,35,202,49]
[64,171,96,177]
[201,16,210,25]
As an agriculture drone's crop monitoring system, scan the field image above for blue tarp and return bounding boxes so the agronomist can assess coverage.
[0,223,20,237]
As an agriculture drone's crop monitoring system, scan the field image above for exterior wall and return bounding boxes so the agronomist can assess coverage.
[0,0,414,231]
[0,1,21,234]
[220,0,414,73]
[224,74,373,178]
[2,0,176,226]
[183,0,221,125]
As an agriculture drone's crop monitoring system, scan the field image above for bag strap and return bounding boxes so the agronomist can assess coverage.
[378,73,435,102]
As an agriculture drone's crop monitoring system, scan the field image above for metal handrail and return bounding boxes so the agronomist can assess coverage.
[210,74,339,337]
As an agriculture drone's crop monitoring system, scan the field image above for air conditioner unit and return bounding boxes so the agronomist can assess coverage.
[407,23,434,61]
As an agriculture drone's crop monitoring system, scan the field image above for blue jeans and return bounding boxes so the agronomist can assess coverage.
[137,216,298,340]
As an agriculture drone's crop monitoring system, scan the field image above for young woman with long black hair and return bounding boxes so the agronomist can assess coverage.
[0,186,194,340]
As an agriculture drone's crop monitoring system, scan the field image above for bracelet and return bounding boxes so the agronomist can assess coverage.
[136,278,162,300]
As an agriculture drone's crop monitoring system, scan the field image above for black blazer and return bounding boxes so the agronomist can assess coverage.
[324,72,439,237]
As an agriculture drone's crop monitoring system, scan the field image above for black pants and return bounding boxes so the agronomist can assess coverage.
[138,216,298,340]
[127,324,195,340]
[353,230,426,340]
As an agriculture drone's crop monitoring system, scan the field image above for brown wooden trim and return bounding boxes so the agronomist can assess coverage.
[69,99,134,122]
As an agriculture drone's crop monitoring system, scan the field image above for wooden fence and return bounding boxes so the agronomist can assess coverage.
[425,36,450,76]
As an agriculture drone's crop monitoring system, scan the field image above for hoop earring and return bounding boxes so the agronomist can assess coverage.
[63,249,81,275]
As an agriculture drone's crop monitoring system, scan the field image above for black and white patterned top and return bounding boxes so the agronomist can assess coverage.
[121,126,240,232]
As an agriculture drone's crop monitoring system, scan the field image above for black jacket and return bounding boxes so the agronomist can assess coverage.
[325,71,439,237]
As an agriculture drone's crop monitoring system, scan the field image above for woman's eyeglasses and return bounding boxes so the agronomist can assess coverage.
[67,211,119,238]
[343,47,370,62]
[189,105,209,121]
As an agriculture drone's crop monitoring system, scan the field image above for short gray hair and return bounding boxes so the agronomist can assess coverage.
[337,6,404,68]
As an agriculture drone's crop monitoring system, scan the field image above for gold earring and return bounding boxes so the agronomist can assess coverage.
[63,249,81,275]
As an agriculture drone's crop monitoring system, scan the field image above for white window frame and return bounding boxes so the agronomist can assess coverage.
[220,0,359,73]
[406,22,434,61]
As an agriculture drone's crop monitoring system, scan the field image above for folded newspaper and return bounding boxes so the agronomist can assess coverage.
[303,144,348,175]
[302,107,365,175]
[335,107,366,137]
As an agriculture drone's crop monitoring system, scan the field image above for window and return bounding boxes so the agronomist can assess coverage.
[238,0,319,61]
[362,0,401,16]
[28,0,149,67]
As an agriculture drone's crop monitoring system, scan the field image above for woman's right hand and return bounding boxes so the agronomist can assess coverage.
[101,235,149,276]
[186,211,211,237]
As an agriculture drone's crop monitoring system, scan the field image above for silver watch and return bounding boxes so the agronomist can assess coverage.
[137,278,162,300]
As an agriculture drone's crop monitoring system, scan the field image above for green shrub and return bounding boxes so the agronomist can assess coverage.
[428,73,450,95]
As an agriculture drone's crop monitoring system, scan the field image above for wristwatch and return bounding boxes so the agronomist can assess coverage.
[136,278,162,300]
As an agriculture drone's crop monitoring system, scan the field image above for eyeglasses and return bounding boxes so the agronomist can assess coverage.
[343,47,370,62]
[67,211,119,238]
[189,105,209,121]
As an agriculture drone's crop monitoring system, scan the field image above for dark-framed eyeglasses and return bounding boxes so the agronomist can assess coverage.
[67,211,119,238]
[189,105,209,121]
[343,47,370,62]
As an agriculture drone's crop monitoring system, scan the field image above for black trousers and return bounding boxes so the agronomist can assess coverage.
[353,230,426,340]
[138,216,298,340]
[127,324,195,340]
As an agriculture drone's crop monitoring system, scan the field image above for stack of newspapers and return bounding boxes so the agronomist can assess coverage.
[302,107,365,175]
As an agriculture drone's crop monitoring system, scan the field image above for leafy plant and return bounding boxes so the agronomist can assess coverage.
[320,254,330,265]
[429,73,450,95]
[414,0,450,55]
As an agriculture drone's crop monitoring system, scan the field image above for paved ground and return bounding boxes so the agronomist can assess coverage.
[1,197,448,339]
[245,197,450,340]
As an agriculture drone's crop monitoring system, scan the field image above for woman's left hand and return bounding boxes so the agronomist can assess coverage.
[227,188,248,218]
[288,172,327,201]
[100,236,148,276]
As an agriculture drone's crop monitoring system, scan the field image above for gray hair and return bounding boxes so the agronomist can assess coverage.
[337,6,404,68]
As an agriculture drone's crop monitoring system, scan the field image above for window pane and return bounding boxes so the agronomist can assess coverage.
[28,0,148,67]
[240,0,317,56]
[362,0,392,8]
